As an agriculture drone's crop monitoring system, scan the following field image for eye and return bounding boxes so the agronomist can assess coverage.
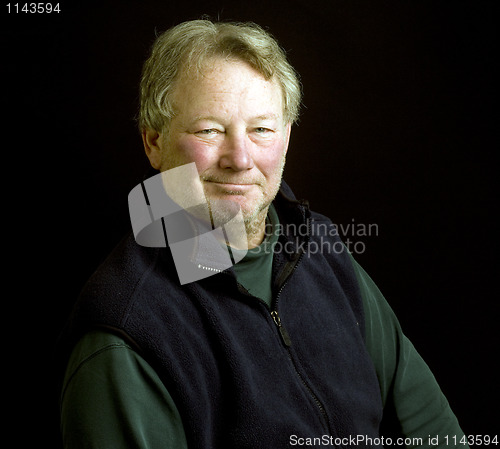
[254,127,272,134]
[196,128,219,135]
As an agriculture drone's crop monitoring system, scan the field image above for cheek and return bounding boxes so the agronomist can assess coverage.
[166,134,217,172]
[257,142,287,178]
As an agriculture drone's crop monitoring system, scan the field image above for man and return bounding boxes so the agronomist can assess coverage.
[59,20,468,448]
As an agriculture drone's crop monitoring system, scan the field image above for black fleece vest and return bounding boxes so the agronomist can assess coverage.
[62,185,384,448]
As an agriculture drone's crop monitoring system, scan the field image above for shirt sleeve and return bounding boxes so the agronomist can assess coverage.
[349,254,469,449]
[60,330,188,449]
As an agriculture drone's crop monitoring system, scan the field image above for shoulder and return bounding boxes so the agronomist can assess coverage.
[58,235,175,380]
[69,233,175,333]
[348,253,402,348]
[61,329,177,417]
[60,330,188,449]
[348,255,400,323]
[79,233,163,304]
[61,330,141,396]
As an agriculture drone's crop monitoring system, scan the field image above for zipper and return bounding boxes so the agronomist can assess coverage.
[270,314,331,435]
[269,251,303,347]
[270,310,292,347]
[197,214,332,434]
[270,310,331,434]
[266,216,332,435]
[269,257,331,434]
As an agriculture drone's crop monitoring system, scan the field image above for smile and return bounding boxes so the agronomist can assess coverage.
[205,181,255,192]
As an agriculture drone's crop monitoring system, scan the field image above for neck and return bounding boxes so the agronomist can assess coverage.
[244,208,269,249]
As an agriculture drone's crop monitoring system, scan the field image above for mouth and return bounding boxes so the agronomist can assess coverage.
[204,180,255,193]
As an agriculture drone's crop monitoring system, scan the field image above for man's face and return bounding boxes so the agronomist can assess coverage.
[143,58,291,243]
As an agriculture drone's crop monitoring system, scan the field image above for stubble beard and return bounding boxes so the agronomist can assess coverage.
[205,192,269,242]
[159,145,286,247]
[203,156,286,245]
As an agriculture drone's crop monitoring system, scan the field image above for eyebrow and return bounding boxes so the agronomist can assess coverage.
[191,113,280,124]
[253,114,281,122]
[191,115,221,123]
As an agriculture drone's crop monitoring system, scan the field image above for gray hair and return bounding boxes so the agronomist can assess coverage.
[138,19,302,132]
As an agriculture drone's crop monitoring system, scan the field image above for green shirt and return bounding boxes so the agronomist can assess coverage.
[231,204,279,307]
[60,218,468,448]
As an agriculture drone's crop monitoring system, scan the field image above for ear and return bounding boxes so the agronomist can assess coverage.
[142,128,164,170]
[283,122,292,155]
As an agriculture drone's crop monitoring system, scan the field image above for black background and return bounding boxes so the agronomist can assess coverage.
[3,0,497,446]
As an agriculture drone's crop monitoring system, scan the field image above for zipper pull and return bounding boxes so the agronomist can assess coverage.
[271,311,292,347]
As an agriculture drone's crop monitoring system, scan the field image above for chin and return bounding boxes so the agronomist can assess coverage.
[207,195,267,226]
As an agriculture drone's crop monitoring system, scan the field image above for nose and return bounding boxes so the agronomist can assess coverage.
[219,132,255,172]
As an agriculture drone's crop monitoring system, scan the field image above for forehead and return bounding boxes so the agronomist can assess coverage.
[171,58,284,119]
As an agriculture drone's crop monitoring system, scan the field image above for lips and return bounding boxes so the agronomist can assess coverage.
[212,182,252,187]
[206,181,254,193]
[203,178,255,185]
